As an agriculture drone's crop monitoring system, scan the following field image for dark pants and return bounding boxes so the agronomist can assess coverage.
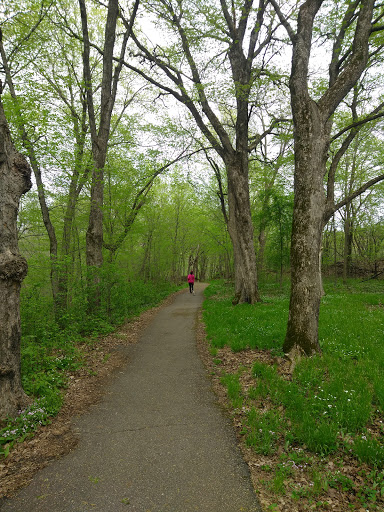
[189,283,194,293]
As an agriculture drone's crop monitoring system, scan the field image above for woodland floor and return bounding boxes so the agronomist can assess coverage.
[0,291,376,512]
[195,315,380,512]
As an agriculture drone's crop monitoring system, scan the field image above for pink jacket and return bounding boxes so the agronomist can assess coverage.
[187,274,195,283]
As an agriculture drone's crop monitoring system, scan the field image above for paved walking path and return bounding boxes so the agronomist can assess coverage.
[1,284,262,512]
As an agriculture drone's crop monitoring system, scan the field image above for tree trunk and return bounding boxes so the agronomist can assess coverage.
[86,158,105,271]
[57,99,89,316]
[140,230,153,281]
[275,0,375,358]
[57,181,80,315]
[283,115,328,355]
[257,228,266,276]
[332,215,337,278]
[79,0,120,311]
[0,99,32,420]
[227,154,260,304]
[199,252,208,281]
[343,205,353,283]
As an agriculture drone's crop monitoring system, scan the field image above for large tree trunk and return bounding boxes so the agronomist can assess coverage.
[282,1,330,356]
[275,0,375,358]
[227,154,260,304]
[79,0,119,311]
[86,159,105,271]
[283,111,328,354]
[0,99,32,420]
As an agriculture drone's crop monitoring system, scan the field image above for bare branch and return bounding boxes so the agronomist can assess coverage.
[331,101,384,142]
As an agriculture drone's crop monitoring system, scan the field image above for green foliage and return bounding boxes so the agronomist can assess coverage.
[0,399,53,458]
[356,469,384,507]
[203,278,384,465]
[327,471,354,491]
[350,434,384,469]
[221,373,243,408]
[245,408,281,455]
[262,190,293,275]
[203,280,288,354]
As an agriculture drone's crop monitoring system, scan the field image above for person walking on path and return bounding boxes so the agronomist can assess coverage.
[187,271,195,294]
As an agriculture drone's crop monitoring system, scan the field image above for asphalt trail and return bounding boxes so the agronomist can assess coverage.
[1,283,262,512]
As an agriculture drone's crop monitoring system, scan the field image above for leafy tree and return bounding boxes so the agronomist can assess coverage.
[103,148,193,262]
[119,0,289,304]
[263,189,293,286]
[271,0,384,356]
[249,121,293,276]
[77,0,140,310]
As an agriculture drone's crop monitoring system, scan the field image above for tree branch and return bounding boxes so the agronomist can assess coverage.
[325,173,384,224]
[318,0,376,118]
[248,117,291,152]
[269,0,296,43]
[331,101,384,142]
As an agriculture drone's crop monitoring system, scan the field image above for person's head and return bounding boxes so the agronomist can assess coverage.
[190,271,194,274]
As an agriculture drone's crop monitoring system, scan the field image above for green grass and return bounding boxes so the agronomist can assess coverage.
[203,280,288,354]
[203,278,384,509]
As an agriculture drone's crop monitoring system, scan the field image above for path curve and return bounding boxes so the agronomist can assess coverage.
[1,283,262,512]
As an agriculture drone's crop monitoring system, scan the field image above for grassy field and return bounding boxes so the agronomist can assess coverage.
[203,278,384,511]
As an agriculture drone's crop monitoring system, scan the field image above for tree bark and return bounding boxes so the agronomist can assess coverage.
[272,0,377,356]
[227,154,260,304]
[283,101,329,354]
[0,97,32,420]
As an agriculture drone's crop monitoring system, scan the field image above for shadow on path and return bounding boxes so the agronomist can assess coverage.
[0,283,262,512]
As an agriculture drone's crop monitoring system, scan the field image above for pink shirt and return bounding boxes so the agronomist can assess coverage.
[187,274,195,283]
